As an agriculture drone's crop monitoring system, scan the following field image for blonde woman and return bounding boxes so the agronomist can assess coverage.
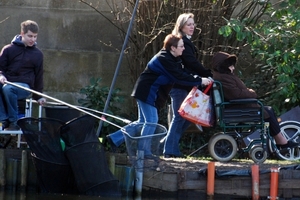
[163,13,212,158]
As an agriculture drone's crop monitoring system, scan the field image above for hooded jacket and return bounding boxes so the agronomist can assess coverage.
[212,51,269,118]
[131,49,202,107]
[212,52,257,100]
[0,35,44,100]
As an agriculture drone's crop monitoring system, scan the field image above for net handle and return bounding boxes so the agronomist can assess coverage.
[121,122,167,139]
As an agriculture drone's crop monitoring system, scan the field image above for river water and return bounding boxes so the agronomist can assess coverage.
[4,190,300,200]
[1,190,253,200]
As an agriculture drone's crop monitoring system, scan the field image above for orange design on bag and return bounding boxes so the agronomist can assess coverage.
[190,101,198,108]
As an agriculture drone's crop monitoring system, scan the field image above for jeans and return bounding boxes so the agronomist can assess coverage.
[108,99,158,156]
[163,88,191,156]
[0,82,31,123]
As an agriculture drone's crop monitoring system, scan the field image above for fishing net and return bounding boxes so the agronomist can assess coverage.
[60,115,121,197]
[44,105,81,123]
[121,122,167,172]
[17,118,76,194]
[30,154,76,194]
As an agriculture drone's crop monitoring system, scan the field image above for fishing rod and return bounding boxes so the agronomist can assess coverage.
[97,0,141,137]
[5,81,127,129]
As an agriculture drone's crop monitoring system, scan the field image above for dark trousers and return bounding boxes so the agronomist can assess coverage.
[264,106,280,137]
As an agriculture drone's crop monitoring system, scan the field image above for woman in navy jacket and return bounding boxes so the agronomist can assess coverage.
[107,34,212,157]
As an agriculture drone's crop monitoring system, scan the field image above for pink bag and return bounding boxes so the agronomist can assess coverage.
[178,83,213,127]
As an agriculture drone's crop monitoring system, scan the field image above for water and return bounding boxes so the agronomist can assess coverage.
[1,190,253,200]
[3,190,300,200]
[5,191,284,200]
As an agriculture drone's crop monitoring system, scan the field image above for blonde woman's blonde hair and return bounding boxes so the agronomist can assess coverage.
[172,13,194,37]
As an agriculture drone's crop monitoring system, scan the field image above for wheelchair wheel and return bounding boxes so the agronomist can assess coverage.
[269,121,300,160]
[208,133,237,162]
[249,146,268,163]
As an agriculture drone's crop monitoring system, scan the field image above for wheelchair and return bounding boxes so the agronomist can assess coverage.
[208,81,300,163]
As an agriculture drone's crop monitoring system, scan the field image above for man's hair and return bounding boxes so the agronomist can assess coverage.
[172,13,194,37]
[21,20,39,34]
[163,34,182,51]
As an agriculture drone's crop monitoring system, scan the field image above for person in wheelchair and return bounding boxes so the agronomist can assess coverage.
[212,51,299,150]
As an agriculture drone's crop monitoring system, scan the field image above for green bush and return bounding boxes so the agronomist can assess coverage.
[78,77,125,138]
[218,0,300,114]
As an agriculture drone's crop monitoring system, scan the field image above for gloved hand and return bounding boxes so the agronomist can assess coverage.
[201,77,212,86]
[37,97,46,106]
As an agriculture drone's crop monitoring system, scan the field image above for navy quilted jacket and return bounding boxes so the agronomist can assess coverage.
[131,49,202,106]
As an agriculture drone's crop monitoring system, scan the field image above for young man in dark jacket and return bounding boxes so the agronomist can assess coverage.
[0,20,46,130]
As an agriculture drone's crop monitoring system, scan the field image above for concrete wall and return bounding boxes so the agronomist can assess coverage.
[0,0,133,111]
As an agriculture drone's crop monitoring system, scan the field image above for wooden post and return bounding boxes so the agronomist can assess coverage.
[12,159,18,192]
[207,162,215,196]
[21,150,28,191]
[108,154,115,175]
[20,191,26,200]
[0,189,4,200]
[251,164,259,200]
[135,150,144,197]
[0,150,5,188]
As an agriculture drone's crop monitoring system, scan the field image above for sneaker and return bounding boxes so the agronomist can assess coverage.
[164,153,186,159]
[0,120,9,130]
[106,135,117,153]
[144,154,160,161]
[4,123,20,131]
[164,154,176,158]
[276,140,299,150]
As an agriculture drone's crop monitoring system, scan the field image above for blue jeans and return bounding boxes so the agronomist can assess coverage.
[163,88,191,156]
[0,83,31,123]
[108,99,158,156]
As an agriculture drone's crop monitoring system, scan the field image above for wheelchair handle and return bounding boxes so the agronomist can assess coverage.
[203,82,214,94]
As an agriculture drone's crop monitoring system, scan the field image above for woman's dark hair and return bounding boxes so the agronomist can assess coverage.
[163,34,182,51]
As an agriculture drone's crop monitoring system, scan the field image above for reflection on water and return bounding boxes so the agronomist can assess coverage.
[1,190,124,200]
[3,188,300,200]
[0,190,254,200]
[1,192,167,200]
